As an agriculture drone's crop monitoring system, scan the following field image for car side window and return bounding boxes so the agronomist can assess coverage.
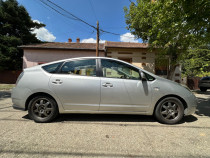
[144,72,156,81]
[60,59,96,77]
[42,62,63,73]
[101,59,140,80]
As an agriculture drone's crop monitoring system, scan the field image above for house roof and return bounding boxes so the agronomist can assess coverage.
[19,42,105,51]
[105,41,148,48]
[19,41,149,50]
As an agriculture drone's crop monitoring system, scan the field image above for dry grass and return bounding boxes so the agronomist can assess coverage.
[0,84,15,90]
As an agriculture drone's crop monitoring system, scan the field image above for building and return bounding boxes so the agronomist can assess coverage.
[19,39,181,82]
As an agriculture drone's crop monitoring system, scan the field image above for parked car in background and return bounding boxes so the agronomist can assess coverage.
[11,57,197,124]
[199,76,210,92]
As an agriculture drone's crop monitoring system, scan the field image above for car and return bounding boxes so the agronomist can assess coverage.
[12,57,197,124]
[198,76,210,92]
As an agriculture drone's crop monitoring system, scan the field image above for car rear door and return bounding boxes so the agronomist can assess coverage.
[49,59,100,111]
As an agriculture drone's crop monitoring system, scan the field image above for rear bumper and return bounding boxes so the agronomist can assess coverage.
[11,87,32,110]
[12,104,25,111]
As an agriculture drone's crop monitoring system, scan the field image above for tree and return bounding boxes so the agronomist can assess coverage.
[0,0,45,70]
[181,45,210,77]
[124,0,210,79]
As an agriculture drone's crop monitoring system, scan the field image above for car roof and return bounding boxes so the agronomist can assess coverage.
[40,57,130,66]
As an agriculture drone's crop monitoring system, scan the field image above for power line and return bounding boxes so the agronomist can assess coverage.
[45,0,96,29]
[39,0,77,20]
[102,26,126,29]
[35,0,95,38]
[39,0,139,40]
[37,0,93,35]
[86,30,95,39]
[99,29,138,40]
[100,29,120,36]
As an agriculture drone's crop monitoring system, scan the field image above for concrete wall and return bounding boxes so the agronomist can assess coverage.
[106,48,156,73]
[23,49,105,69]
[173,65,182,83]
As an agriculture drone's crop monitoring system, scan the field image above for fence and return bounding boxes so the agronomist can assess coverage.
[0,70,22,84]
[187,77,202,90]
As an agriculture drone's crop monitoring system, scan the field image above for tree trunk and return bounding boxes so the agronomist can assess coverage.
[167,65,177,80]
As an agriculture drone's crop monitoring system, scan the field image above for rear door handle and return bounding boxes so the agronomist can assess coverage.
[52,79,63,84]
[102,82,113,87]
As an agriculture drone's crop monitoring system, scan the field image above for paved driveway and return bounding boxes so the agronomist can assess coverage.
[0,90,210,158]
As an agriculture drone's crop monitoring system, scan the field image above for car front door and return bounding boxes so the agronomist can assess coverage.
[49,59,100,111]
[99,59,152,112]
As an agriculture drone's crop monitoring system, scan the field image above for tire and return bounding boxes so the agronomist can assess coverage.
[28,96,58,123]
[200,87,207,92]
[154,97,184,124]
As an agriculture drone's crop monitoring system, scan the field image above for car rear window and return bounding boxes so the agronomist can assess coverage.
[42,62,63,73]
[60,59,96,76]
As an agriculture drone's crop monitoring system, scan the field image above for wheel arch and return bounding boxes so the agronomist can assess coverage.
[153,94,187,115]
[25,92,58,111]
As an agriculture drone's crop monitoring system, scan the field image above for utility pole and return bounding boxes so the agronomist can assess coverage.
[96,21,99,57]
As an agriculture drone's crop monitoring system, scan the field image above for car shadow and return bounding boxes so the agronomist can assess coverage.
[22,113,198,125]
[54,114,156,123]
[55,114,198,124]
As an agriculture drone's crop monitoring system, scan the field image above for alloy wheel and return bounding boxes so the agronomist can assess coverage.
[32,98,54,118]
[160,101,180,120]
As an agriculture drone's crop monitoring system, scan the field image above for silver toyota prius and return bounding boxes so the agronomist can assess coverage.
[12,57,197,124]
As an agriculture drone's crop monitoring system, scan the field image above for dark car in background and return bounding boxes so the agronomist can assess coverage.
[198,77,210,92]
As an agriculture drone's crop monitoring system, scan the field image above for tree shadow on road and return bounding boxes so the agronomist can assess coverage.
[195,97,210,117]
[0,91,11,100]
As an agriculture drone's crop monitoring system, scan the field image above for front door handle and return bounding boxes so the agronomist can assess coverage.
[102,82,113,87]
[52,79,63,84]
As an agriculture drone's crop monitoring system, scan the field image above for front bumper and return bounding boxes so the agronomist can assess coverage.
[184,93,197,115]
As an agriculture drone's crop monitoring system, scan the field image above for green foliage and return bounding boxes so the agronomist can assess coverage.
[124,0,210,78]
[0,0,45,70]
[181,45,210,77]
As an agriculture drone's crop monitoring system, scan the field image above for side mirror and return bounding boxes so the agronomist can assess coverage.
[140,71,147,81]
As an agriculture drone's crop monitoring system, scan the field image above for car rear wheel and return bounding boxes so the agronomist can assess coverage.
[155,97,184,124]
[28,96,58,123]
[200,87,207,92]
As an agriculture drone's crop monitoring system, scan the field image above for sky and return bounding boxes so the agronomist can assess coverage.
[17,0,142,43]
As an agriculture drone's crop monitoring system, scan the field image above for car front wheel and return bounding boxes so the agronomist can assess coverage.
[28,96,58,123]
[155,97,184,124]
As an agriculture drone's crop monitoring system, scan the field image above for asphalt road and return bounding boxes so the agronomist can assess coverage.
[0,90,210,158]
